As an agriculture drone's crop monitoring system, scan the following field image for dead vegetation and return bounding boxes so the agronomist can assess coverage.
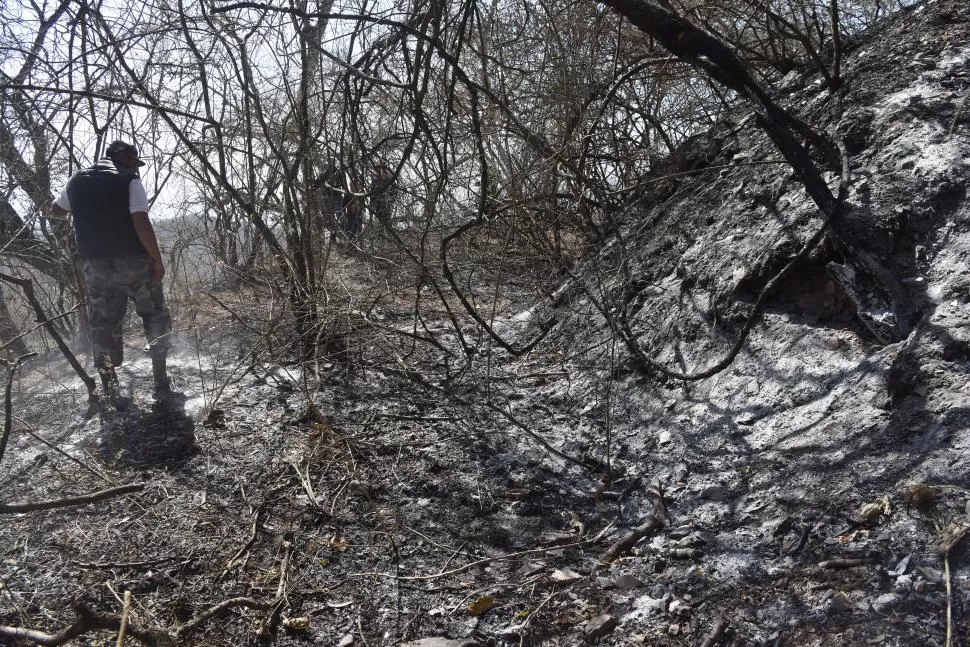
[2,0,970,646]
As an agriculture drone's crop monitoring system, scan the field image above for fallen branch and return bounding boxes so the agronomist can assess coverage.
[0,595,279,646]
[256,540,293,636]
[0,272,96,396]
[0,599,168,646]
[0,483,145,514]
[599,483,668,563]
[175,597,274,639]
[0,352,36,470]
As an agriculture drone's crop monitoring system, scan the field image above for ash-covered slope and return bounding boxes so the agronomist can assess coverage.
[512,0,970,642]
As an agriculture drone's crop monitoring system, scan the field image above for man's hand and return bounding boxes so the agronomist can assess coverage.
[131,211,166,284]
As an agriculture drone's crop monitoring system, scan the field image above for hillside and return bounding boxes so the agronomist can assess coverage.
[1,1,969,646]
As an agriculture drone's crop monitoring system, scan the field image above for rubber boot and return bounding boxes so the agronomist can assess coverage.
[151,350,171,393]
[95,353,123,409]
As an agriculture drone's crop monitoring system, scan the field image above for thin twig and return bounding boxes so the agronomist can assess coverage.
[600,484,668,563]
[14,416,114,484]
[949,93,966,139]
[350,524,614,582]
[817,557,877,569]
[356,613,370,647]
[0,306,78,354]
[176,597,274,639]
[217,507,261,583]
[115,591,132,647]
[944,551,953,647]
[76,556,178,570]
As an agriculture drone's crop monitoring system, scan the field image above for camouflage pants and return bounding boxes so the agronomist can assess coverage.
[82,256,172,366]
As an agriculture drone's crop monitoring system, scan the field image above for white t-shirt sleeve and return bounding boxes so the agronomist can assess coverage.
[129,178,150,213]
[54,186,71,211]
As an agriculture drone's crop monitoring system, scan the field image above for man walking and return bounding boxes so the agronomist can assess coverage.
[52,140,173,402]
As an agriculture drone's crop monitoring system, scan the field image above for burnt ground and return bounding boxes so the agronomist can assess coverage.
[2,1,970,646]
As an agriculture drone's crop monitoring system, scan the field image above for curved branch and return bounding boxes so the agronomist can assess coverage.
[0,84,219,126]
[588,141,850,382]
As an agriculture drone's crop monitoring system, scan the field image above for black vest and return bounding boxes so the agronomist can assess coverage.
[67,160,148,258]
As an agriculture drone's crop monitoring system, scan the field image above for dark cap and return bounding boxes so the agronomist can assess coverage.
[106,140,146,166]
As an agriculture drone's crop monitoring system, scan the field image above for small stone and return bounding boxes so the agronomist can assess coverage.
[585,614,617,640]
[668,623,681,636]
[893,574,914,592]
[668,599,692,617]
[827,591,854,613]
[917,566,944,583]
[597,576,616,590]
[669,525,693,539]
[823,335,844,350]
[615,574,643,590]
[339,635,355,647]
[890,554,911,576]
[872,593,902,613]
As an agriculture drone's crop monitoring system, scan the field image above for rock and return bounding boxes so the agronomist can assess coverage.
[669,525,693,539]
[825,591,855,613]
[585,614,617,640]
[763,515,794,537]
[872,593,903,613]
[597,576,616,590]
[890,554,911,576]
[614,574,643,590]
[917,566,944,583]
[894,574,915,592]
[668,599,692,617]
[338,635,354,647]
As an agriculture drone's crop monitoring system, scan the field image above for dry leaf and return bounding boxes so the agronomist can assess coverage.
[937,521,970,555]
[282,616,310,631]
[858,495,892,522]
[568,512,585,536]
[467,595,496,616]
[326,600,354,609]
[329,536,351,552]
[551,568,583,583]
[907,484,936,513]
